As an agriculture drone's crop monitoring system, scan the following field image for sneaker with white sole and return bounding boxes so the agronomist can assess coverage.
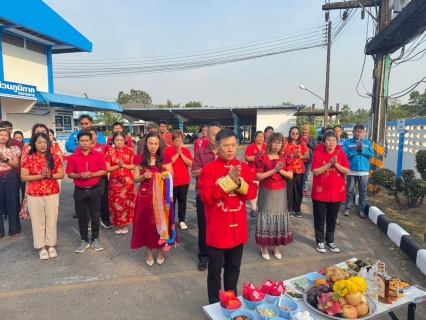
[325,242,340,253]
[91,239,104,251]
[179,222,188,230]
[317,243,326,253]
[343,210,350,216]
[75,240,90,253]
[359,211,366,218]
[100,220,112,229]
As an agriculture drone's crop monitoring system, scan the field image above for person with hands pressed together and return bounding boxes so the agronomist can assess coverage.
[311,132,350,253]
[198,129,258,304]
[105,132,136,235]
[255,133,293,261]
[343,125,374,218]
[0,126,21,239]
[164,130,193,230]
[66,132,107,253]
[285,126,310,218]
[21,133,64,260]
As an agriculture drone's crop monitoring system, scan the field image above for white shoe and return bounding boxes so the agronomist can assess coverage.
[39,249,49,260]
[179,222,188,230]
[115,228,122,235]
[261,249,270,261]
[48,247,57,258]
[121,226,129,234]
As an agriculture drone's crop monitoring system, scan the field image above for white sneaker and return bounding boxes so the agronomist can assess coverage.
[179,222,188,230]
[317,243,326,253]
[325,242,340,253]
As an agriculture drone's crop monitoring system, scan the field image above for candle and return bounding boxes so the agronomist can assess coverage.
[85,161,88,172]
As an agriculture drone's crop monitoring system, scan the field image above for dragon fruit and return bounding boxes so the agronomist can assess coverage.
[317,292,343,316]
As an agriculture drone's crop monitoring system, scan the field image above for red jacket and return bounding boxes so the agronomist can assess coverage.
[199,158,258,249]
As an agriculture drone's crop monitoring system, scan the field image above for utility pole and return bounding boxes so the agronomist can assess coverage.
[324,20,332,127]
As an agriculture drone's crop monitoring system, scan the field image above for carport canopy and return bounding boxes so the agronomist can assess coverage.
[121,104,305,127]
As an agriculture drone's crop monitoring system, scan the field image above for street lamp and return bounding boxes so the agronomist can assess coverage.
[299,84,328,126]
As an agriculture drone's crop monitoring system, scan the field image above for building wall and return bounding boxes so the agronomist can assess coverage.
[256,109,297,136]
[2,42,48,91]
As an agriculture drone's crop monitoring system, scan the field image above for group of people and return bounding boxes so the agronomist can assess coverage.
[0,116,374,305]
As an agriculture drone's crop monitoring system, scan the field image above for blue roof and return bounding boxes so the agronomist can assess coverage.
[0,0,92,53]
[37,92,122,113]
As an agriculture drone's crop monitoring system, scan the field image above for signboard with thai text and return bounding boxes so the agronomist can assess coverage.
[0,80,37,100]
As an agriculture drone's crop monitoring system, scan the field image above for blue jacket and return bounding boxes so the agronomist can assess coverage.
[343,138,375,172]
[65,130,107,153]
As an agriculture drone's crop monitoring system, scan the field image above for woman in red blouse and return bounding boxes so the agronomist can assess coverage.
[311,132,349,253]
[285,126,310,218]
[255,133,294,260]
[21,133,65,260]
[105,132,136,235]
[131,132,175,267]
[244,131,266,218]
[164,130,193,230]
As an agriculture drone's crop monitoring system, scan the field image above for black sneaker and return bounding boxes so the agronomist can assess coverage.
[289,211,295,217]
[325,242,340,253]
[101,220,112,229]
[198,260,208,271]
[295,212,302,218]
[250,211,257,218]
[317,243,326,253]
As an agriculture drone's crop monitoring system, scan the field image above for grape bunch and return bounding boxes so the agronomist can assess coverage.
[306,283,334,307]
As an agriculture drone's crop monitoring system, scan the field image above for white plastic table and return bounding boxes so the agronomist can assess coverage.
[202,259,426,320]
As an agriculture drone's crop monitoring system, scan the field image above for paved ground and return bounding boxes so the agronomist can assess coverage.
[1,149,425,320]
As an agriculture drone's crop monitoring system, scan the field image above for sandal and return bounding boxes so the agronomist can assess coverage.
[336,219,340,225]
[39,249,49,260]
[11,233,20,238]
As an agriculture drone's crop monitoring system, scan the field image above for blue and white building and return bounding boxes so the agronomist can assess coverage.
[0,0,121,141]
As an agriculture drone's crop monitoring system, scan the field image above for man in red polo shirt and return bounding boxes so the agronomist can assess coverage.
[194,125,208,152]
[159,120,172,147]
[66,131,107,253]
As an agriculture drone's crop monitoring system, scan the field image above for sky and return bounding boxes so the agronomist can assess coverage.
[45,0,426,110]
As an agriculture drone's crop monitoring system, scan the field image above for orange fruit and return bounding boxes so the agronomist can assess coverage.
[315,279,327,287]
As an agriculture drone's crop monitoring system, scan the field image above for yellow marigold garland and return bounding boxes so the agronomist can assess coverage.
[333,277,367,296]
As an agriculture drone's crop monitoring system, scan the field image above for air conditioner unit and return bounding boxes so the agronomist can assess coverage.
[391,0,411,18]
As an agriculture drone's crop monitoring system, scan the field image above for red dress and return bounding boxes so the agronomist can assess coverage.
[130,154,179,249]
[105,147,136,227]
[285,141,309,174]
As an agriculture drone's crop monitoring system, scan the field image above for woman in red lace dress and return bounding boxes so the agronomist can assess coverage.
[105,132,136,235]
[131,132,175,267]
[285,126,310,218]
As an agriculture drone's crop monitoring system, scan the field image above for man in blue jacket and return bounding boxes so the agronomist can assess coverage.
[66,114,106,153]
[343,125,375,218]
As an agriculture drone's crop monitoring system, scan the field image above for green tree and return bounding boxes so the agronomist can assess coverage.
[157,99,181,108]
[97,111,124,130]
[116,89,152,106]
[401,89,426,117]
[387,99,410,121]
[185,101,202,108]
[282,102,293,106]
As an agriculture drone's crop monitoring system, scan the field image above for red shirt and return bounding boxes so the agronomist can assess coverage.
[255,153,287,190]
[164,146,193,186]
[285,141,309,174]
[106,135,134,149]
[92,143,107,155]
[311,144,350,202]
[12,139,23,174]
[194,137,208,152]
[66,148,107,188]
[160,133,173,147]
[22,153,63,196]
[198,158,257,249]
[245,142,267,172]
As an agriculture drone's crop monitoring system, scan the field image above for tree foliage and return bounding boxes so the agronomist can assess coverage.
[339,104,370,125]
[97,112,124,129]
[117,89,152,106]
[401,89,426,117]
[185,101,203,108]
[156,99,181,109]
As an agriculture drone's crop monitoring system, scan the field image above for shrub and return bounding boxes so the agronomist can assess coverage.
[102,130,113,137]
[415,150,426,180]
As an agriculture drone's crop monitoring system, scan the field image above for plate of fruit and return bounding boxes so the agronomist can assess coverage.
[304,277,377,319]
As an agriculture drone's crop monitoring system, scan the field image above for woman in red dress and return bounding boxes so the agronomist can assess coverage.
[285,126,310,218]
[131,132,175,267]
[105,132,136,235]
[244,131,267,218]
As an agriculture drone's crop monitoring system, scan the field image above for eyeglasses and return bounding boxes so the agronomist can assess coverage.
[271,142,283,146]
[291,133,299,135]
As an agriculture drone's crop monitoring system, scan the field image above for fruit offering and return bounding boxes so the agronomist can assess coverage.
[261,279,286,296]
[232,316,251,320]
[258,308,278,318]
[219,290,242,310]
[292,311,315,320]
[242,283,265,302]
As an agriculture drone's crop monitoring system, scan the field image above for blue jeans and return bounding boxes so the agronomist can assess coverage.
[0,171,20,237]
[302,162,312,191]
[345,175,368,212]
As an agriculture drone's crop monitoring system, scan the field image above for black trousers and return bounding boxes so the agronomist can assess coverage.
[99,177,110,223]
[287,173,304,213]
[17,173,26,206]
[312,199,340,244]
[173,184,189,223]
[196,194,209,262]
[74,185,101,242]
[207,244,244,304]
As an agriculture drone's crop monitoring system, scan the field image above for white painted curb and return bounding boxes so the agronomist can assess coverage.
[387,223,410,247]
[367,206,384,225]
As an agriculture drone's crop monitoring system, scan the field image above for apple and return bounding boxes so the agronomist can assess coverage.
[339,297,347,306]
[361,295,367,304]
[355,302,369,317]
[341,305,358,319]
[345,292,362,306]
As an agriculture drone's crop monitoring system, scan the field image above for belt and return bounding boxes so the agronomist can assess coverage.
[75,184,99,191]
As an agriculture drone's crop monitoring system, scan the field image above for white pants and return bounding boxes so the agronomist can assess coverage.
[28,194,59,249]
[249,180,259,211]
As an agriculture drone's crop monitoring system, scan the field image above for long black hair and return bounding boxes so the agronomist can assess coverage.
[112,132,128,146]
[287,126,302,145]
[142,132,164,170]
[31,123,49,136]
[29,133,55,171]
